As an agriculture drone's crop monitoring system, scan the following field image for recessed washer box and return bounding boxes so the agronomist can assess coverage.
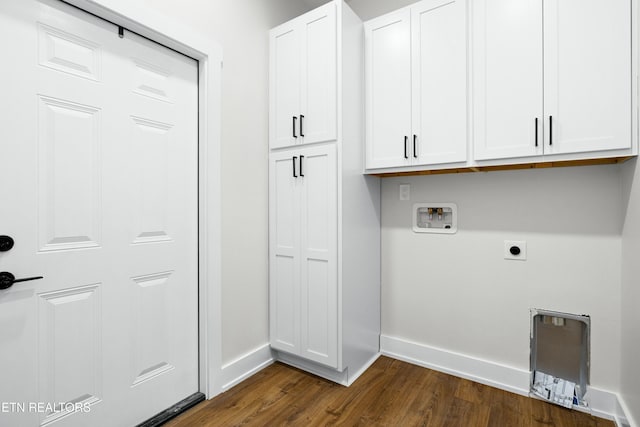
[412,203,457,234]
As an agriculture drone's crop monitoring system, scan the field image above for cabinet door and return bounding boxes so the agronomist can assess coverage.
[270,23,301,149]
[299,145,338,368]
[411,0,467,165]
[300,3,337,145]
[543,0,631,155]
[472,0,543,160]
[269,150,301,354]
[365,9,412,169]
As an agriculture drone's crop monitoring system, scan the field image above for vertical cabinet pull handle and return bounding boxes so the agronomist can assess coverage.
[404,136,408,159]
[293,116,297,138]
[292,156,298,177]
[549,116,553,146]
[413,135,417,158]
[535,118,538,147]
[299,155,304,177]
[300,115,304,137]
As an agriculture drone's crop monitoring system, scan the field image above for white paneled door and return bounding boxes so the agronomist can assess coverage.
[472,0,544,160]
[0,1,199,426]
[298,146,337,368]
[270,21,301,150]
[411,0,467,166]
[364,9,412,169]
[542,0,631,155]
[269,150,302,355]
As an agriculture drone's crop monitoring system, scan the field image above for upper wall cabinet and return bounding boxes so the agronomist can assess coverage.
[473,0,632,161]
[269,3,337,149]
[364,0,467,170]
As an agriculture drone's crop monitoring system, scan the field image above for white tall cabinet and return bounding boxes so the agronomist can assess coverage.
[364,0,468,170]
[473,0,632,161]
[269,1,381,385]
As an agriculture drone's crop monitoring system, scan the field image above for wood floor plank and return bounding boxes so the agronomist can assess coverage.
[164,357,614,427]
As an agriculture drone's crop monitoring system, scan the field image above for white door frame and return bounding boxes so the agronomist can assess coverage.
[60,0,223,399]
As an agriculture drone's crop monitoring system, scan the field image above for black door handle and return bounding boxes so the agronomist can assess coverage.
[293,116,297,138]
[549,116,553,146]
[0,272,44,290]
[0,235,14,252]
[413,135,417,158]
[404,136,408,159]
[292,156,298,178]
[535,118,538,147]
[300,155,304,177]
[300,115,304,137]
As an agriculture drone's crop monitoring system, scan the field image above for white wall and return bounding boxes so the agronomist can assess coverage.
[381,165,622,391]
[137,0,309,365]
[621,159,640,425]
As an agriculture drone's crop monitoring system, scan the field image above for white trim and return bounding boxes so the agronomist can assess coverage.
[62,0,223,398]
[220,344,275,392]
[381,335,529,395]
[381,335,629,423]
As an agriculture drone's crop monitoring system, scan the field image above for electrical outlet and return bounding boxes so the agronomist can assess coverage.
[399,184,410,201]
[504,240,527,260]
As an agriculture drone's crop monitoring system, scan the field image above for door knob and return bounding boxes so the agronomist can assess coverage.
[0,272,44,290]
[0,235,14,252]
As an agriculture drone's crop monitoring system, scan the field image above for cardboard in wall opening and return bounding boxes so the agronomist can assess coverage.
[530,309,590,408]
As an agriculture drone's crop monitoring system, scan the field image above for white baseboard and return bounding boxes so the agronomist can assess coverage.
[616,394,637,427]
[380,335,629,424]
[380,335,530,395]
[214,336,634,427]
[219,343,274,392]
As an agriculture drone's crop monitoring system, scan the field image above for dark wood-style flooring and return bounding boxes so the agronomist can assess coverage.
[166,356,614,427]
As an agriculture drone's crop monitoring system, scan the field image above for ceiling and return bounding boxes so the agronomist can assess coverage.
[298,0,419,21]
[300,0,349,7]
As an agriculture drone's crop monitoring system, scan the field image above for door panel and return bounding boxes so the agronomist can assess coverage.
[300,3,337,145]
[472,0,543,160]
[37,95,102,251]
[38,22,101,81]
[269,152,301,354]
[129,116,173,244]
[37,284,102,426]
[299,145,337,368]
[365,9,412,169]
[305,259,330,358]
[270,24,300,149]
[0,1,199,426]
[130,271,174,387]
[543,0,631,154]
[412,0,467,165]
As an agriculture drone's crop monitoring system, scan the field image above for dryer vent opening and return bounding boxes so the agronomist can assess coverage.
[530,309,590,409]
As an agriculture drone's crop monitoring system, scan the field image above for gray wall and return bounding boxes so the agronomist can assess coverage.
[381,165,622,391]
[621,159,640,425]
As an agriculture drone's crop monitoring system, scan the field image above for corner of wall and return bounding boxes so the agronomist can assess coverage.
[620,157,640,427]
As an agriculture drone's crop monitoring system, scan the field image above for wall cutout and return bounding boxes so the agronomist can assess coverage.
[412,203,457,234]
[530,309,590,409]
